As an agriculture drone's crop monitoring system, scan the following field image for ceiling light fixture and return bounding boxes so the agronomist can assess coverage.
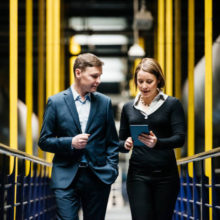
[128,0,146,59]
[135,0,153,30]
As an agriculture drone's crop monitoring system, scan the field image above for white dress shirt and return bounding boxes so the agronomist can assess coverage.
[133,90,168,119]
[71,85,91,133]
[71,85,91,163]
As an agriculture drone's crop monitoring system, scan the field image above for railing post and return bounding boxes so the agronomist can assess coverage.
[24,162,31,219]
[0,154,7,219]
[201,161,209,220]
[32,163,38,217]
[192,161,199,219]
[179,166,185,220]
[186,168,192,219]
[16,159,25,219]
[7,157,16,220]
[211,158,218,220]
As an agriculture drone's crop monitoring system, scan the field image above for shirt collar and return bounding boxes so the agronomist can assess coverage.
[133,89,167,106]
[71,85,91,102]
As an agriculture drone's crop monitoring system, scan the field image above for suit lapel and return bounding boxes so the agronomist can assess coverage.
[64,87,82,133]
[85,93,98,132]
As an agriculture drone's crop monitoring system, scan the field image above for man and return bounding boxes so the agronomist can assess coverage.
[38,53,119,220]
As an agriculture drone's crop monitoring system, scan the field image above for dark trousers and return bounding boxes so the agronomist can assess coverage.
[53,167,111,220]
[126,166,180,220]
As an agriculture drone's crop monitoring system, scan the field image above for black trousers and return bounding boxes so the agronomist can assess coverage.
[126,166,180,220]
[53,167,111,220]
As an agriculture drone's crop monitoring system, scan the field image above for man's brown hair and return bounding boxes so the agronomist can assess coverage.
[73,53,104,76]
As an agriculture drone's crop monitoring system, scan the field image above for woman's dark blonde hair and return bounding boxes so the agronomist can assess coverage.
[134,58,165,89]
[73,53,104,76]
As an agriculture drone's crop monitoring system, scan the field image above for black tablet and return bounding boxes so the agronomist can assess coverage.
[129,125,150,146]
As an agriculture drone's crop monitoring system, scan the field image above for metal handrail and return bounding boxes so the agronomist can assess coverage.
[177,146,220,165]
[0,143,56,219]
[174,146,220,220]
[0,142,51,166]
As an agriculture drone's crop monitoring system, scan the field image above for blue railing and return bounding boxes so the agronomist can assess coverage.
[174,147,220,220]
[0,143,56,220]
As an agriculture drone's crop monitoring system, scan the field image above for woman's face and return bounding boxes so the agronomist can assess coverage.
[137,70,159,99]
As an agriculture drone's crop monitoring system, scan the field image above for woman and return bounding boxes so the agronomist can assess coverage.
[119,58,185,220]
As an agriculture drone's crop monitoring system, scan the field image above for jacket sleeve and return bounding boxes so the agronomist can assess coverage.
[119,105,130,153]
[38,98,76,156]
[105,99,119,169]
[155,99,186,149]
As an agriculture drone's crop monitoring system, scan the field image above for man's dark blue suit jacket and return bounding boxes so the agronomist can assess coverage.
[38,87,119,189]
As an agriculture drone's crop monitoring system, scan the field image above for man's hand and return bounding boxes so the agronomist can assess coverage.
[124,137,133,150]
[72,134,90,149]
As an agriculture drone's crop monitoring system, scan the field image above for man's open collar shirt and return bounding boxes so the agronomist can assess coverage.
[71,85,91,133]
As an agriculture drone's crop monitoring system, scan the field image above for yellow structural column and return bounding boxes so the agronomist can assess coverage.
[157,0,165,74]
[69,56,77,85]
[38,0,45,159]
[129,37,145,97]
[46,0,53,100]
[165,0,173,96]
[69,36,81,85]
[174,0,182,160]
[53,0,60,94]
[204,0,213,153]
[9,1,18,219]
[60,42,65,90]
[187,0,195,177]
[129,58,141,97]
[46,0,54,164]
[174,0,181,99]
[60,2,65,91]
[9,0,18,171]
[25,0,33,175]
[205,0,213,219]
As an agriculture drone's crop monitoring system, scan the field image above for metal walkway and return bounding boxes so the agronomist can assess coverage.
[106,206,132,220]
[1,143,220,220]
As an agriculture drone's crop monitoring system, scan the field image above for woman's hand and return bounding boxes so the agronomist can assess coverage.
[124,137,133,151]
[138,131,157,148]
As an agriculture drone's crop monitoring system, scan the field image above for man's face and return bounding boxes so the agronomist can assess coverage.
[75,66,102,94]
